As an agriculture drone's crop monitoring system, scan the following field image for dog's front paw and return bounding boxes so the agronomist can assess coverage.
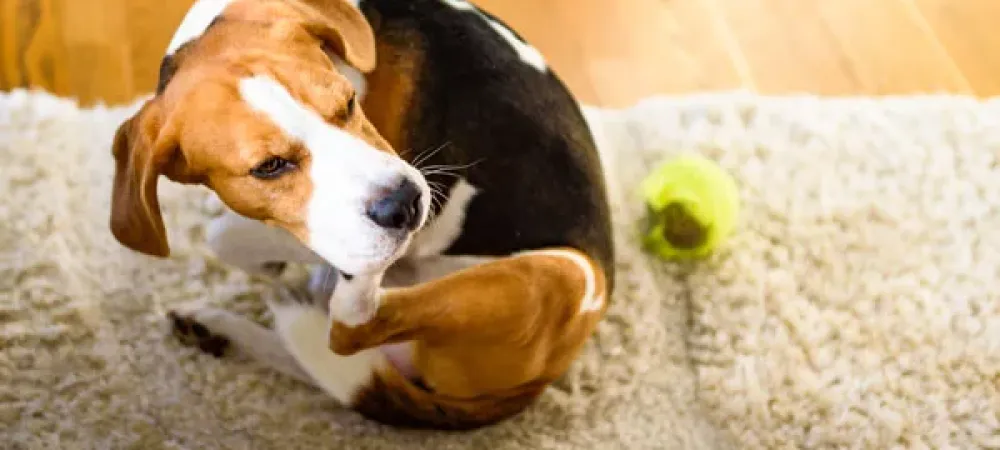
[329,273,383,327]
[168,309,231,358]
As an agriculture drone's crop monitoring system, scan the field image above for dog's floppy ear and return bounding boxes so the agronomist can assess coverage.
[293,0,377,72]
[109,100,182,258]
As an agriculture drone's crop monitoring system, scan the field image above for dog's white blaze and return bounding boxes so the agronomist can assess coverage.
[440,0,547,72]
[523,249,602,313]
[271,303,384,404]
[166,0,234,55]
[409,178,478,258]
[238,74,430,275]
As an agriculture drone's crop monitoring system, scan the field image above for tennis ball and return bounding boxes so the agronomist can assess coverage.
[640,154,740,260]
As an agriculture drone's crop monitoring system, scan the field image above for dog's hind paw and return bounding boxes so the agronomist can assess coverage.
[168,309,231,358]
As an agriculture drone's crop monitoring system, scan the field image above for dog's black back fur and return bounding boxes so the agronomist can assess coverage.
[361,0,615,286]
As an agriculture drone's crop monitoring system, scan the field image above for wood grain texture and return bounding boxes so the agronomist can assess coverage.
[1,0,63,94]
[0,0,193,105]
[712,0,972,96]
[58,0,135,104]
[909,0,1000,97]
[708,0,864,95]
[124,0,196,97]
[0,0,997,107]
[555,0,746,106]
[813,0,971,95]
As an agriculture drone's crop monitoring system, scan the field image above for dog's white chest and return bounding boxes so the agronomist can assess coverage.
[408,178,478,258]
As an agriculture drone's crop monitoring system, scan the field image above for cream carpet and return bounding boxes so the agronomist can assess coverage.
[2,89,999,449]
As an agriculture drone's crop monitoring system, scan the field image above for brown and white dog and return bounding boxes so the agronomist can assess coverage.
[109,0,614,430]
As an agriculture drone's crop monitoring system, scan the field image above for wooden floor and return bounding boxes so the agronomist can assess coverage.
[1,0,998,107]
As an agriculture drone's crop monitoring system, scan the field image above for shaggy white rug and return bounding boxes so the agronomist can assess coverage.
[1,89,999,449]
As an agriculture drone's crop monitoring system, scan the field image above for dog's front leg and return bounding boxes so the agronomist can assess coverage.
[167,305,315,385]
[167,284,392,407]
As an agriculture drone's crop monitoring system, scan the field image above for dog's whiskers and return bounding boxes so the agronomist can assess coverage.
[422,171,462,179]
[420,161,484,181]
[411,141,452,169]
[421,159,483,173]
[426,181,447,211]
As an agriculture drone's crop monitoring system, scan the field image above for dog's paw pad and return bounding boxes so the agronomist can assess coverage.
[260,261,288,277]
[168,310,231,358]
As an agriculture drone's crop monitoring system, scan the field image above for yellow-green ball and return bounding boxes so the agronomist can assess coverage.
[640,154,740,260]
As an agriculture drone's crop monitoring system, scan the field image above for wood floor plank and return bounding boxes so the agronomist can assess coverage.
[909,0,1000,97]
[125,0,195,97]
[815,0,970,95]
[556,0,745,106]
[54,0,135,104]
[714,0,970,96]
[1,0,993,105]
[1,0,66,96]
[711,0,865,95]
[0,0,14,88]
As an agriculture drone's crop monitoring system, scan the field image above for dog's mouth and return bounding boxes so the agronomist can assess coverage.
[343,239,409,276]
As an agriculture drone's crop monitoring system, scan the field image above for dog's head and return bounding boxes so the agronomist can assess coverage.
[109,0,430,275]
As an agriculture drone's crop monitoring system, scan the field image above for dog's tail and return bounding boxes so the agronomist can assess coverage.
[349,363,547,431]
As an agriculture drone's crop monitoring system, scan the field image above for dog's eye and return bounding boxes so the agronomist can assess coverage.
[342,92,357,120]
[251,157,295,180]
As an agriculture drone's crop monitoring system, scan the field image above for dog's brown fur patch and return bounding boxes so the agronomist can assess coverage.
[331,249,608,429]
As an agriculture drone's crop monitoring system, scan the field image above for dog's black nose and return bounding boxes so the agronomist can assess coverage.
[366,179,422,230]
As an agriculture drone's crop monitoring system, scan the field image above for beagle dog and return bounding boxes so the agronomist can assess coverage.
[110,0,614,430]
